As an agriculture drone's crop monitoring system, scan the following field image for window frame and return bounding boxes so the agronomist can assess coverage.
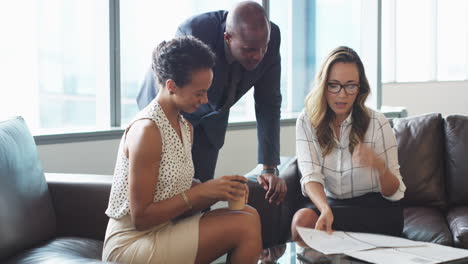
[382,0,468,83]
[33,0,296,145]
[33,0,385,144]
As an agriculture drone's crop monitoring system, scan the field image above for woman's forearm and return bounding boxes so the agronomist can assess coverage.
[375,158,400,197]
[132,193,193,231]
[186,187,218,211]
[304,182,330,212]
[188,179,218,210]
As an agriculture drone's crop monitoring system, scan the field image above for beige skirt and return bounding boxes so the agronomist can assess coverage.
[102,213,202,264]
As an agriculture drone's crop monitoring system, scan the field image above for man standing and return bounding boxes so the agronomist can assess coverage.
[137,1,286,205]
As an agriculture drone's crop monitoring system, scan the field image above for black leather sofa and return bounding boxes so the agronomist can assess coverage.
[248,113,468,249]
[3,112,467,262]
[0,116,112,263]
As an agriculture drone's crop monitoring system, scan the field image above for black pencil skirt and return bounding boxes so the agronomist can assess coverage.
[304,192,404,237]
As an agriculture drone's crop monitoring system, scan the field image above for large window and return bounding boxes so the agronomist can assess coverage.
[1,0,381,136]
[119,0,259,125]
[382,0,468,83]
[271,0,362,112]
[270,0,380,110]
[0,0,109,133]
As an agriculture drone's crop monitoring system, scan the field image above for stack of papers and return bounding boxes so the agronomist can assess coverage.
[297,226,468,264]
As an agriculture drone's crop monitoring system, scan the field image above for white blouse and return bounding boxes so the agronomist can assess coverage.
[105,100,194,219]
[296,108,406,201]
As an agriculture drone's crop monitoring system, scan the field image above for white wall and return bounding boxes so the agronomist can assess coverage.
[37,124,296,176]
[37,139,120,175]
[382,81,468,117]
[215,124,296,177]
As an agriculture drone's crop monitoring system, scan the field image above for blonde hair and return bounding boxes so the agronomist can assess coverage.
[305,46,371,156]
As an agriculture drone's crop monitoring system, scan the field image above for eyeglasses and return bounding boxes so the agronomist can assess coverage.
[327,83,359,94]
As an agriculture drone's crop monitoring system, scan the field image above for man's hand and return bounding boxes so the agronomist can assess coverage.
[257,172,287,205]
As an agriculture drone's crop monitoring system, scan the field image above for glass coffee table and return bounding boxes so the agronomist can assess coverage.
[258,242,367,264]
[258,242,468,264]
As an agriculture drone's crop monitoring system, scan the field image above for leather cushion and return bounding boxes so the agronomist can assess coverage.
[246,156,298,248]
[393,113,446,207]
[247,180,283,248]
[403,207,453,246]
[46,173,112,241]
[447,206,468,249]
[444,115,468,205]
[0,117,56,260]
[5,237,105,264]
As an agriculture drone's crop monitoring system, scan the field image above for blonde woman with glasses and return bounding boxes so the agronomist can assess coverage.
[291,46,406,243]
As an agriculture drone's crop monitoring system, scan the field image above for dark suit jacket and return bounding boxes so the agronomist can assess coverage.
[136,10,281,166]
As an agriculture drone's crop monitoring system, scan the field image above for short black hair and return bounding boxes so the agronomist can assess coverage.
[152,36,216,87]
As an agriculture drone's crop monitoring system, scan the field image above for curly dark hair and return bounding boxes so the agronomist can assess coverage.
[152,36,216,87]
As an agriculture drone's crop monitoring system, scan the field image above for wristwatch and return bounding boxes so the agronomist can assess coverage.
[261,167,279,176]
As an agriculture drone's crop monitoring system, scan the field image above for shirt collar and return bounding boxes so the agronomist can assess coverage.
[333,111,353,128]
[342,111,353,125]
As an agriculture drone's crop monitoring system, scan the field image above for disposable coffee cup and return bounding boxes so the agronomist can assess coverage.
[228,179,246,210]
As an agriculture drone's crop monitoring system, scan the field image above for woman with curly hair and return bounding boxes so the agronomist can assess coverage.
[103,36,261,264]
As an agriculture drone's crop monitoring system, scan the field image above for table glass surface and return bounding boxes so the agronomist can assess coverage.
[258,242,468,264]
[258,242,367,264]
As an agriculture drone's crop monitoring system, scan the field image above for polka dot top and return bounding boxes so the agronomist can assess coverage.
[105,100,194,219]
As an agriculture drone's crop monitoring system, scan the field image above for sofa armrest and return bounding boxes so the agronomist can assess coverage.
[45,173,112,241]
[246,178,283,248]
[447,206,468,249]
[279,158,307,240]
[245,157,298,247]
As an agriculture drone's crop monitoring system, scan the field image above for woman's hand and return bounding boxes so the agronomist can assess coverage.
[352,143,385,172]
[353,143,400,196]
[193,175,247,202]
[315,207,334,234]
[191,178,201,187]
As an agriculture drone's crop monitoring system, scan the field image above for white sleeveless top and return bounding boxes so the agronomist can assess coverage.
[105,100,194,219]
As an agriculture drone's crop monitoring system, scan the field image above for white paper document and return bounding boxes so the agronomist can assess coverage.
[398,243,468,263]
[296,226,468,264]
[345,231,424,248]
[346,248,438,264]
[347,243,468,264]
[296,227,424,255]
[296,226,375,254]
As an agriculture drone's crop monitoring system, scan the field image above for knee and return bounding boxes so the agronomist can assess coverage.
[292,208,318,227]
[239,205,261,231]
[243,205,260,220]
[291,208,317,241]
[224,206,261,243]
